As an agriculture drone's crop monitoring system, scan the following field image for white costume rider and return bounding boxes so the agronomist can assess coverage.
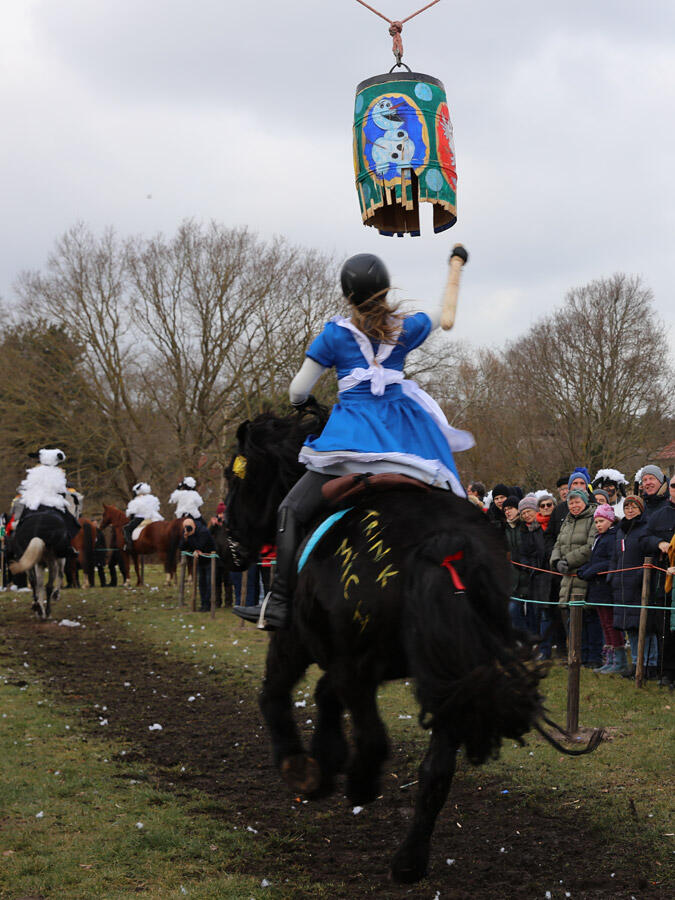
[124,482,163,549]
[169,476,205,521]
[9,448,81,550]
[17,448,69,515]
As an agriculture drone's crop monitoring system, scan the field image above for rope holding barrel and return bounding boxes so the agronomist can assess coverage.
[354,0,442,67]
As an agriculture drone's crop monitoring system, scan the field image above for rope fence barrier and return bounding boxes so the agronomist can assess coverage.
[511,560,670,577]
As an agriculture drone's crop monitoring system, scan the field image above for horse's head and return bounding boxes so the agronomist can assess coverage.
[99,505,113,530]
[224,403,328,566]
[100,504,124,530]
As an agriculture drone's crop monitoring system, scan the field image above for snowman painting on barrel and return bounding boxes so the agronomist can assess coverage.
[363,92,429,181]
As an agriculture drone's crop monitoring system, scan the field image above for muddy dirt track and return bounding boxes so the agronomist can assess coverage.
[1,606,665,899]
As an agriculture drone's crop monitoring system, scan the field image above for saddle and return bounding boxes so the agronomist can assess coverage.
[321,472,431,507]
[131,518,153,541]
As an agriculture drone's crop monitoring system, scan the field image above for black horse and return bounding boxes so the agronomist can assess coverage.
[221,404,601,884]
[9,507,79,618]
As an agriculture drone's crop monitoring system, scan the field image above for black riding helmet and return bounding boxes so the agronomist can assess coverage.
[340,253,390,306]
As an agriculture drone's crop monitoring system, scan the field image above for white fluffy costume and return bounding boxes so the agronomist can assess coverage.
[169,477,204,519]
[126,482,163,521]
[19,448,68,511]
[593,467,628,517]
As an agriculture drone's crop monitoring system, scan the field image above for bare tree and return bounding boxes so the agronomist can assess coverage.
[15,225,144,497]
[127,221,340,479]
[504,274,674,475]
[14,221,340,503]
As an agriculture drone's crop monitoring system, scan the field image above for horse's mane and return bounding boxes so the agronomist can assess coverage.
[226,403,329,546]
[238,404,329,491]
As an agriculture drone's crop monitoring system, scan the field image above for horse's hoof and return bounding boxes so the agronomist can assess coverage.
[281,754,321,794]
[390,841,429,884]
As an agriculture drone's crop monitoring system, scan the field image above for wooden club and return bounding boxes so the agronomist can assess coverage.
[440,243,469,331]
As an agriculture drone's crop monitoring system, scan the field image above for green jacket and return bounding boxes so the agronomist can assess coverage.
[550,504,597,605]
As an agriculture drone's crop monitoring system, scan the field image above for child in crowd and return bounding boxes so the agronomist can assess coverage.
[578,505,627,674]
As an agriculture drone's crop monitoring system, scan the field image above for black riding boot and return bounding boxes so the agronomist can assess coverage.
[233,507,299,631]
[123,522,134,552]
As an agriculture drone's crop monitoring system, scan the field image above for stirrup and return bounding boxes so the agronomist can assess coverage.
[255,592,272,630]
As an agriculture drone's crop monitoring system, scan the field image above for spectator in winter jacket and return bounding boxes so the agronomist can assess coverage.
[467,481,486,504]
[640,476,675,686]
[610,495,656,678]
[503,497,527,631]
[536,493,555,542]
[550,488,601,666]
[515,495,549,636]
[578,505,626,674]
[488,483,510,531]
[180,516,217,612]
[639,465,669,523]
[548,477,572,551]
[551,489,598,601]
[535,492,562,660]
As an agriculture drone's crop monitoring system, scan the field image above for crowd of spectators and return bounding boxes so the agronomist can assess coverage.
[468,465,675,687]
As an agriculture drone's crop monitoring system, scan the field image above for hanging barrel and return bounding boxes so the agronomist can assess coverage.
[352,71,457,236]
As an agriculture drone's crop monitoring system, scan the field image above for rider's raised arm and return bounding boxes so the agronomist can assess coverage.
[405,295,443,332]
[289,358,327,406]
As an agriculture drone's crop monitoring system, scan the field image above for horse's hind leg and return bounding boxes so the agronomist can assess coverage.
[33,565,48,619]
[309,674,349,797]
[390,726,458,884]
[339,679,389,805]
[50,559,65,613]
[259,632,317,793]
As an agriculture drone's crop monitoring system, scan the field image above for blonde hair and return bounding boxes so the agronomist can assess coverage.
[349,289,404,345]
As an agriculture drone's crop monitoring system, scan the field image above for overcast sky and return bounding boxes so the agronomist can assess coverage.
[1,0,673,348]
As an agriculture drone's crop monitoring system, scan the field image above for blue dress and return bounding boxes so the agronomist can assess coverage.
[298,314,473,496]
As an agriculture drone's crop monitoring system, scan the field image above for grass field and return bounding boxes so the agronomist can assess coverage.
[0,568,673,899]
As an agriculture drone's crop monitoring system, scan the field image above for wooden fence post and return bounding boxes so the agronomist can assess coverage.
[210,554,216,619]
[178,554,186,607]
[566,601,583,735]
[635,557,653,688]
[191,554,198,612]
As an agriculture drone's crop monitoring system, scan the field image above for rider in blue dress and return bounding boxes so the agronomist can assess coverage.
[234,253,474,630]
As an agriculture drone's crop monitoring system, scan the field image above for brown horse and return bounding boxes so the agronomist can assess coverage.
[100,504,132,586]
[99,505,184,586]
[68,518,101,588]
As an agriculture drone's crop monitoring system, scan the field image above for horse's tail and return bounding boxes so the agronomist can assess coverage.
[404,532,546,765]
[10,538,46,574]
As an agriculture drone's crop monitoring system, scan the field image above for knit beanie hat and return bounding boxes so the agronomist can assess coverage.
[518,495,538,512]
[623,494,644,513]
[556,476,569,488]
[640,465,665,483]
[502,496,520,510]
[568,467,591,489]
[594,503,616,522]
[492,483,510,499]
[567,488,589,506]
[593,489,610,504]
